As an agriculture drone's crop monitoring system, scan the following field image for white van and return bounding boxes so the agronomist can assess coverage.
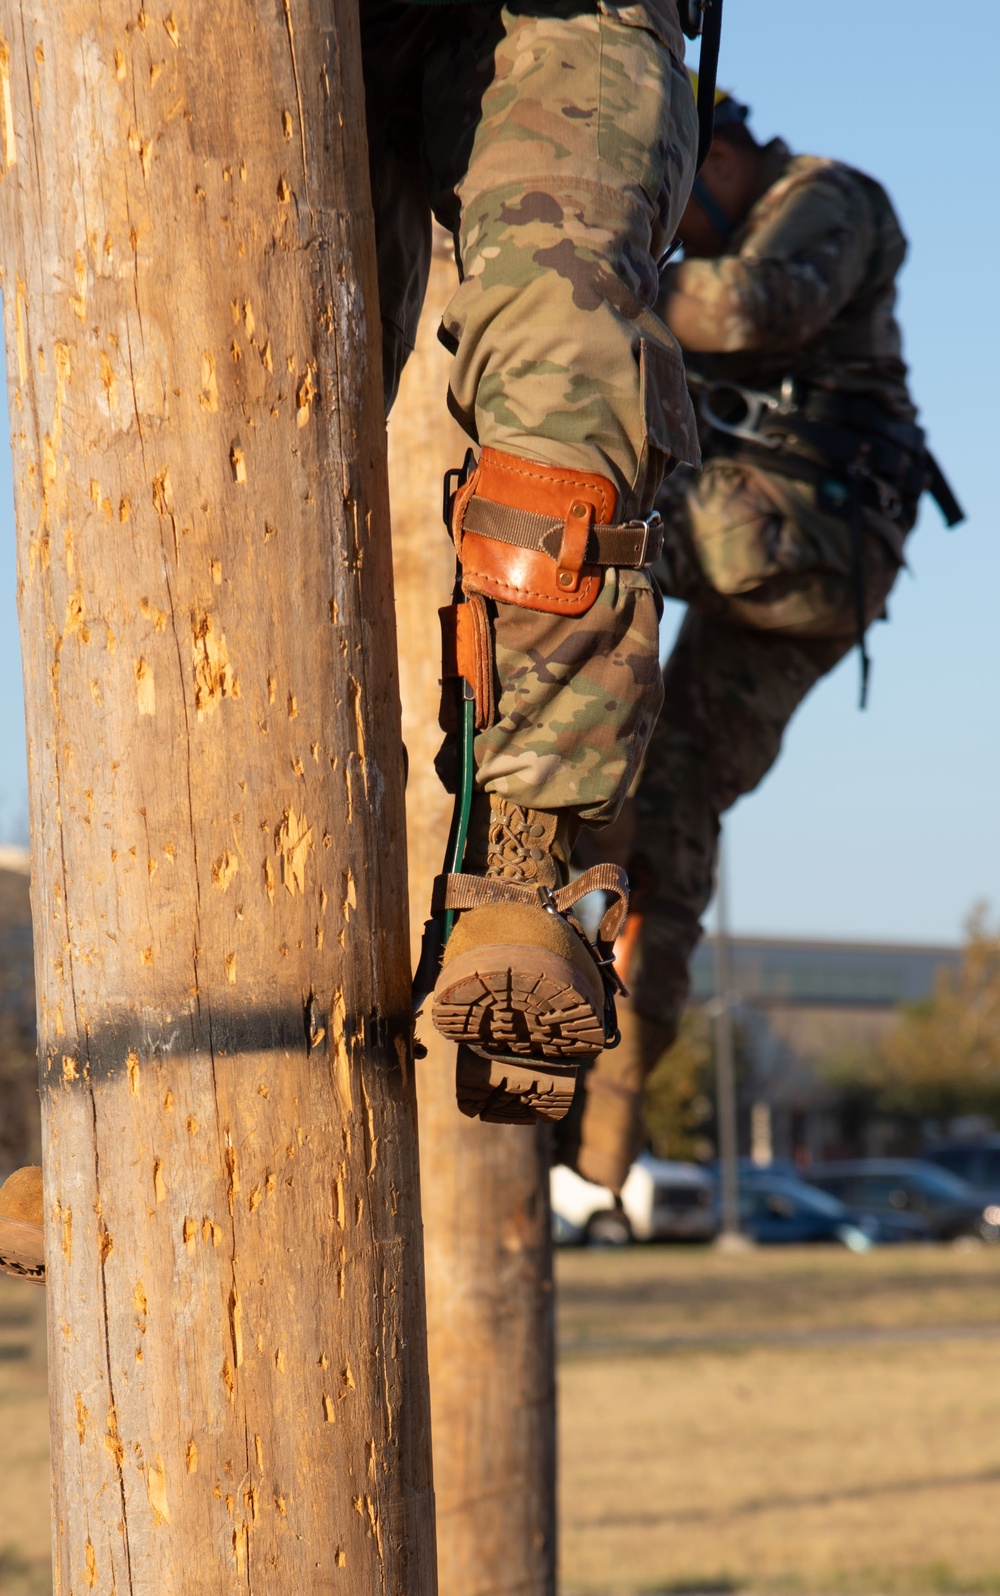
[551,1152,717,1246]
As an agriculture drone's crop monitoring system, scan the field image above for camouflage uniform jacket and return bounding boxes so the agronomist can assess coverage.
[664,139,917,421]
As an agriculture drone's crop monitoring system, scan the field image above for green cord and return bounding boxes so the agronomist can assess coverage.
[443,692,475,944]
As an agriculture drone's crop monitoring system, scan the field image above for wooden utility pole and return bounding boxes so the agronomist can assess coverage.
[0,4,435,1592]
[389,230,557,1596]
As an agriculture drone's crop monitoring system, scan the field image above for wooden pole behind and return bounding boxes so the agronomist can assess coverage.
[0,3,435,1590]
[389,230,557,1596]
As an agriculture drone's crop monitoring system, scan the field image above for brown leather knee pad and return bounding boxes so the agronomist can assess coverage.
[450,446,662,616]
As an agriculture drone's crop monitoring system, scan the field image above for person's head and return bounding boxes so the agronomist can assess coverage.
[679,92,767,258]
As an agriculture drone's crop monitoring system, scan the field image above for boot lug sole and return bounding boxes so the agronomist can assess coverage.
[455,1046,579,1125]
[433,942,605,1124]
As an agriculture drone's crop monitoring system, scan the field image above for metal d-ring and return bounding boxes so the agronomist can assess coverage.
[698,379,786,450]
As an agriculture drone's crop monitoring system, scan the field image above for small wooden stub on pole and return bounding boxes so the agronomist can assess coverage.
[390,230,557,1596]
[0,3,436,1591]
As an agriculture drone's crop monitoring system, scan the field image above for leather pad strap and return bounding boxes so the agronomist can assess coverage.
[458,529,602,616]
[432,861,629,948]
[462,496,664,569]
[452,447,620,618]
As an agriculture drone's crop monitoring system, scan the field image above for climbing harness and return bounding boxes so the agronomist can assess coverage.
[690,374,965,707]
[681,1,727,170]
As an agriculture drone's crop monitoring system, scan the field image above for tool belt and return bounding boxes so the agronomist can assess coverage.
[694,377,963,531]
[690,376,965,707]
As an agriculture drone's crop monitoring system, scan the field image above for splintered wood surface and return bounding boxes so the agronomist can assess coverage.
[558,1244,1000,1595]
[0,3,434,1592]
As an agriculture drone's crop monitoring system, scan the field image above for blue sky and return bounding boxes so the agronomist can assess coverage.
[0,1,997,944]
[679,1,999,943]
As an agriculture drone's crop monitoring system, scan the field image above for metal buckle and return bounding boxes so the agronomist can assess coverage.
[535,884,561,918]
[625,511,662,568]
[875,479,902,521]
[698,380,788,450]
[441,447,479,532]
[680,0,708,37]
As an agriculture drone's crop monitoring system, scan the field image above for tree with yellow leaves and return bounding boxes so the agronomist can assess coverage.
[854,911,1000,1122]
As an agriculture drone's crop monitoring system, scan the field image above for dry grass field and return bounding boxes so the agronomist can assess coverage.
[558,1245,1000,1595]
[2,1245,999,1595]
[0,1277,49,1596]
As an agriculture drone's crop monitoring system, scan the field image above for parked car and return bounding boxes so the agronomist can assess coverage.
[714,1168,882,1249]
[551,1153,717,1247]
[803,1159,1000,1242]
[923,1135,1000,1199]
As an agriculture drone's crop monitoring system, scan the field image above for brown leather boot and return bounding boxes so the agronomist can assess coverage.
[432,795,624,1124]
[0,1166,45,1283]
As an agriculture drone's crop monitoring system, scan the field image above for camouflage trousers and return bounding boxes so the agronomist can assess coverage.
[627,455,914,1036]
[362,0,699,822]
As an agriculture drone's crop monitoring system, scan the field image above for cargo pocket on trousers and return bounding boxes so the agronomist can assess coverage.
[635,333,701,504]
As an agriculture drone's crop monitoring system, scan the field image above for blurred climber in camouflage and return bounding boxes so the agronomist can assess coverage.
[562,84,962,1190]
[362,1,705,1122]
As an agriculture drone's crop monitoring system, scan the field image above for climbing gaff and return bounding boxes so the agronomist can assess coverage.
[411,456,480,1016]
[411,689,475,1016]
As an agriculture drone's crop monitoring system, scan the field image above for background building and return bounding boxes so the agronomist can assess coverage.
[690,935,963,1164]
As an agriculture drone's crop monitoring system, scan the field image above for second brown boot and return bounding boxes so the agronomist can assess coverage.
[0,1166,45,1283]
[432,796,624,1124]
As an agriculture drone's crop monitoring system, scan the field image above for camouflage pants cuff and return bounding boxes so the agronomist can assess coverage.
[628,902,701,1033]
[473,568,663,826]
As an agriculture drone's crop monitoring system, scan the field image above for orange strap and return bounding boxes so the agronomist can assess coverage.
[439,595,494,732]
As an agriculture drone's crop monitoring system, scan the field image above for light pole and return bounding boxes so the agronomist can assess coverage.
[713,831,743,1244]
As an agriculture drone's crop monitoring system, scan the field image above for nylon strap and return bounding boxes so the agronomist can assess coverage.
[461,495,664,569]
[432,861,630,948]
[847,473,871,711]
[691,175,736,244]
[694,0,725,169]
[696,379,965,532]
[924,449,965,528]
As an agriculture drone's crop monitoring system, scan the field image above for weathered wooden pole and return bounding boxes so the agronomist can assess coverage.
[389,230,557,1596]
[0,4,435,1592]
